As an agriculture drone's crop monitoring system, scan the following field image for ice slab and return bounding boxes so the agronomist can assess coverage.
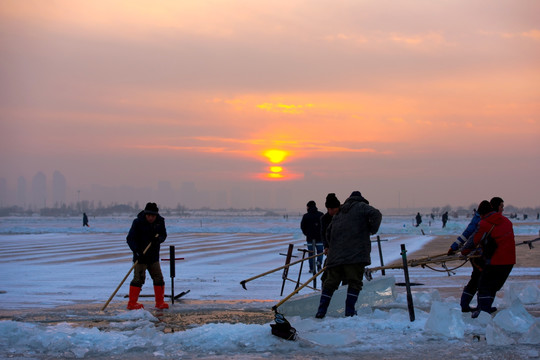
[486,323,516,345]
[493,300,536,334]
[503,282,540,305]
[278,276,396,318]
[519,320,540,345]
[424,301,465,338]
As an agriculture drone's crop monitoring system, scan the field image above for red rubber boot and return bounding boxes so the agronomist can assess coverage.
[127,286,144,310]
[154,285,169,309]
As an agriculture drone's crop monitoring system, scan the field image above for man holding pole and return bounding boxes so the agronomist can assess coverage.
[126,202,169,310]
[315,191,382,318]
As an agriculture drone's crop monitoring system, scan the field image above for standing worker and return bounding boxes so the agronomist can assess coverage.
[126,202,169,310]
[442,211,449,228]
[83,212,89,227]
[448,206,483,312]
[471,197,515,318]
[415,212,422,227]
[301,200,324,273]
[315,191,382,318]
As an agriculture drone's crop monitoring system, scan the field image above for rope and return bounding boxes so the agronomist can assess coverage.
[423,259,469,273]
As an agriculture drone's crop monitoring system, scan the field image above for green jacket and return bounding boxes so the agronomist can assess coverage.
[326,195,382,267]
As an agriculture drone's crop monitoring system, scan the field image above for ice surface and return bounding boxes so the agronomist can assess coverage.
[0,215,539,358]
[486,322,516,345]
[278,276,396,318]
[424,301,465,338]
[503,282,540,305]
[519,320,540,345]
[494,300,536,333]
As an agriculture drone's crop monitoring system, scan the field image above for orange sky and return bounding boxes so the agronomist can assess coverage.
[0,0,539,211]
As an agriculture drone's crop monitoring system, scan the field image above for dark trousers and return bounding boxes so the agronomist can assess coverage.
[322,263,366,293]
[477,264,513,312]
[463,259,483,296]
[130,261,165,287]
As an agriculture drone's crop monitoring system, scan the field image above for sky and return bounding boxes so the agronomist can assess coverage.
[1,0,539,211]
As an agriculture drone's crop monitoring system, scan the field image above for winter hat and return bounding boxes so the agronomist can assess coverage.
[144,202,159,215]
[306,200,316,208]
[325,193,340,208]
[349,190,369,204]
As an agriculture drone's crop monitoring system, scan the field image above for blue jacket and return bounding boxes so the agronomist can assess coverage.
[451,212,480,251]
[126,211,167,264]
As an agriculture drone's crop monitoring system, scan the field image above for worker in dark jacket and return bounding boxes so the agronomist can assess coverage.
[301,200,324,273]
[126,202,169,310]
[316,191,382,318]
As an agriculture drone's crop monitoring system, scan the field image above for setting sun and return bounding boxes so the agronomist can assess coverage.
[263,149,288,164]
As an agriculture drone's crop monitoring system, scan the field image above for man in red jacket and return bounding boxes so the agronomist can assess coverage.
[471,197,515,318]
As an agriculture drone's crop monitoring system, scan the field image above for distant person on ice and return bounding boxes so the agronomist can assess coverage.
[126,202,169,310]
[301,200,324,273]
[442,211,449,228]
[415,212,422,227]
[315,191,382,318]
[83,212,89,227]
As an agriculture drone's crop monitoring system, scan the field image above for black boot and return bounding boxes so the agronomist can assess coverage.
[345,288,361,317]
[460,291,477,312]
[315,288,334,318]
[472,294,496,318]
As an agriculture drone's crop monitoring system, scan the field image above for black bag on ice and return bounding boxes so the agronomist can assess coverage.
[270,312,297,341]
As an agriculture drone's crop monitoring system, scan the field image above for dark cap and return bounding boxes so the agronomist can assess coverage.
[144,202,159,215]
[325,193,340,208]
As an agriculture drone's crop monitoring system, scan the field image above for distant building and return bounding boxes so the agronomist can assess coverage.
[32,172,47,209]
[17,176,27,208]
[52,170,67,206]
[0,178,7,207]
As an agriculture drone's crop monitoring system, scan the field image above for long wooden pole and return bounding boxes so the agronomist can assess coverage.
[101,242,152,311]
[272,266,326,311]
[240,252,321,289]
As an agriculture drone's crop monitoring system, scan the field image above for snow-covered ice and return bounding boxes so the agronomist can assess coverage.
[0,214,539,359]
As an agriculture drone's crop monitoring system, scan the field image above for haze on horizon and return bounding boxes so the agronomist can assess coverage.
[1,0,539,212]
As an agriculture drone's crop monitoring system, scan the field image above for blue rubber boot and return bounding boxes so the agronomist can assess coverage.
[345,288,361,317]
[315,288,334,318]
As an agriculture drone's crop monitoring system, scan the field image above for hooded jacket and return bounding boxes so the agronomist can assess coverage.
[325,195,382,267]
[473,211,515,265]
[301,205,324,243]
[126,210,167,264]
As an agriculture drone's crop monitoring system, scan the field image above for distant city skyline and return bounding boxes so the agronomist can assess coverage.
[1,170,538,213]
[1,2,539,212]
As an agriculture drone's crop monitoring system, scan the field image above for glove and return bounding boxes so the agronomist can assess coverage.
[152,234,161,244]
[447,248,455,256]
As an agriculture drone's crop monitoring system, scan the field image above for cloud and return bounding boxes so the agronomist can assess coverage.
[256,102,314,114]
